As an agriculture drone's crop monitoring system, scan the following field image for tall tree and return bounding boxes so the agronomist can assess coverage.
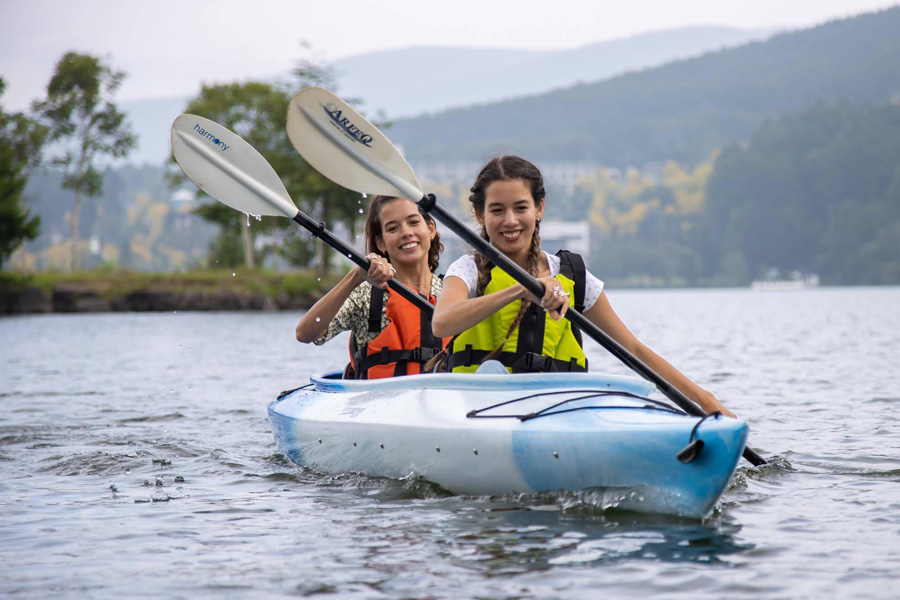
[32,52,136,271]
[0,78,47,268]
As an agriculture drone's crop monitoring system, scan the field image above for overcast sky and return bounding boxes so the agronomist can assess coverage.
[1,0,896,111]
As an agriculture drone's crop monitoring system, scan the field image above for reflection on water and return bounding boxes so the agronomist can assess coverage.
[448,503,751,569]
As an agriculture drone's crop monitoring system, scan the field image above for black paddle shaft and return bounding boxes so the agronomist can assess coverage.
[418,195,766,466]
[292,212,434,314]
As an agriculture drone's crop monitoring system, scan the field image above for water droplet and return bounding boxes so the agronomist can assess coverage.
[255,214,262,221]
[362,193,367,199]
[126,469,132,475]
[232,272,236,277]
[315,317,321,322]
[358,208,364,214]
[246,213,250,226]
[316,277,321,282]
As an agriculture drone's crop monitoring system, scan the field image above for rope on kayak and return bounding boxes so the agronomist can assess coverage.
[466,389,686,421]
[676,411,722,464]
[276,383,314,401]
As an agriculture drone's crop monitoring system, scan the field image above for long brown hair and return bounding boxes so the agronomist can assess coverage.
[469,156,545,362]
[364,195,442,273]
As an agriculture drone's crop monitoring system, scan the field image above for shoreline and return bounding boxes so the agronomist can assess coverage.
[0,269,334,314]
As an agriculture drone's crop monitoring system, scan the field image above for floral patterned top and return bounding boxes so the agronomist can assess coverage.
[314,275,444,349]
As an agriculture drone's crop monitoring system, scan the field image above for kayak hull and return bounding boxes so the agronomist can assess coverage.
[268,371,748,518]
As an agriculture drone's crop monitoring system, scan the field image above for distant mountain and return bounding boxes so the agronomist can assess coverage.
[333,26,771,118]
[119,26,769,165]
[389,7,900,166]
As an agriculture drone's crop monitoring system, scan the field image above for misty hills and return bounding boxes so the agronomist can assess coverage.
[389,7,900,166]
[333,26,770,118]
[119,26,769,165]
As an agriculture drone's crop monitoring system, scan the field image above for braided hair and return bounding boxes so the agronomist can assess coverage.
[469,156,546,362]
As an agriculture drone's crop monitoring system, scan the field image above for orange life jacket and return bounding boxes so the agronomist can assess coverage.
[349,286,449,379]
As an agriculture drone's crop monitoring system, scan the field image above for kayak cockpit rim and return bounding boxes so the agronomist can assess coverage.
[304,370,658,395]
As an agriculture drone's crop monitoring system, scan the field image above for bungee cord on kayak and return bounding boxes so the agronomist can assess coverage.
[464,389,684,420]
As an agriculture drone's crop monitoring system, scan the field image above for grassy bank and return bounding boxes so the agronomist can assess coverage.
[0,267,340,313]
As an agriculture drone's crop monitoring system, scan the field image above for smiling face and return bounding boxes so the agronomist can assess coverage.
[477,179,544,266]
[374,198,436,268]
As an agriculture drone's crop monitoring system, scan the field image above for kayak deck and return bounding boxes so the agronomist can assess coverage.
[269,371,748,518]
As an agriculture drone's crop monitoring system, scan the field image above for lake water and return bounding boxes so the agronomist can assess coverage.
[2,287,898,599]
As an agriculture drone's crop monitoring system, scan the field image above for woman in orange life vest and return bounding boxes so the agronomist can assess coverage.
[295,195,448,379]
[432,155,736,417]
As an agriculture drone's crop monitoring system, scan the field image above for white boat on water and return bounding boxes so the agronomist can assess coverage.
[269,370,749,519]
[751,272,820,291]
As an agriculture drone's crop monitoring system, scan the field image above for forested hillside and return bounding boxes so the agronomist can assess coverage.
[14,165,216,271]
[579,102,900,286]
[391,8,900,165]
[697,102,900,285]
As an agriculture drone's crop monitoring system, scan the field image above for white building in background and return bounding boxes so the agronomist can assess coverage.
[540,221,590,255]
[170,189,196,203]
[411,160,608,194]
[170,188,199,231]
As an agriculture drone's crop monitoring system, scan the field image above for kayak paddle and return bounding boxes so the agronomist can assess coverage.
[285,87,767,467]
[169,113,435,314]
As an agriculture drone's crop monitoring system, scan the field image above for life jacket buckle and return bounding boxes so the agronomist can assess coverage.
[411,346,439,362]
[522,352,550,372]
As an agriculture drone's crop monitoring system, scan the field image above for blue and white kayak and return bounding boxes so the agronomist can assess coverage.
[268,370,748,519]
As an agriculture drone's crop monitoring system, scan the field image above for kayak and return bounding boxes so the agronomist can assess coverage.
[268,370,748,518]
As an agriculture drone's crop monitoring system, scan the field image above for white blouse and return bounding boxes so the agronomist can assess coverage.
[444,252,604,310]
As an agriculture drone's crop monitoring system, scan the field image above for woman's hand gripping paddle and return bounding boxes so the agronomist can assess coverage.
[169,114,434,314]
[284,88,767,467]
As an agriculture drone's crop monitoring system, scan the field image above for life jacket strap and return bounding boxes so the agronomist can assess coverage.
[368,288,386,333]
[354,345,444,379]
[446,346,589,373]
[447,344,492,370]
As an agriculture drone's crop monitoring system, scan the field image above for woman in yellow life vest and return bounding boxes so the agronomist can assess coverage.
[296,196,449,379]
[432,156,736,417]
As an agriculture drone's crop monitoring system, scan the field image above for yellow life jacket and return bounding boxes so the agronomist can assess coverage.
[448,250,588,374]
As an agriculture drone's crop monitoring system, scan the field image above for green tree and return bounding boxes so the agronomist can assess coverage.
[703,102,900,284]
[32,52,137,271]
[0,78,48,268]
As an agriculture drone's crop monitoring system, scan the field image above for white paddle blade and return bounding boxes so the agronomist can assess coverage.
[286,87,424,201]
[171,114,299,219]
